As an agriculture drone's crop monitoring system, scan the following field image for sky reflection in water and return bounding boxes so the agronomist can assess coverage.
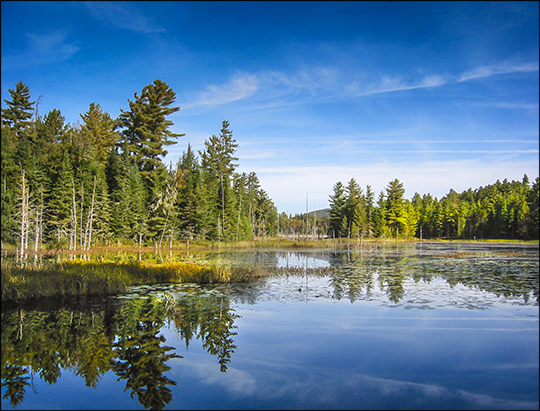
[1,243,538,410]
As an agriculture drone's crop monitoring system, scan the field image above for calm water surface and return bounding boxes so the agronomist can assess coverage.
[2,242,538,410]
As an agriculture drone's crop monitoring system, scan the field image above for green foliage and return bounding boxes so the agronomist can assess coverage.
[117,79,184,195]
[329,181,346,238]
[80,102,120,166]
[1,80,34,135]
[328,175,537,240]
[1,126,18,243]
[199,120,239,240]
[2,79,535,254]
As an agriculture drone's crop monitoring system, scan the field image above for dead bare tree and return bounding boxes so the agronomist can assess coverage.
[18,167,30,262]
[83,175,96,250]
[70,179,77,251]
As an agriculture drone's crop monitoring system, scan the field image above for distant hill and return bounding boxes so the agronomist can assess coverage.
[289,208,330,218]
[312,208,330,218]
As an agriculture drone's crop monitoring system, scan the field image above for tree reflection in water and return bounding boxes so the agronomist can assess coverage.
[112,298,181,410]
[1,289,240,410]
[327,249,538,305]
[2,247,538,409]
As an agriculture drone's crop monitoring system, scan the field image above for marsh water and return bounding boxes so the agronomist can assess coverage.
[2,242,539,410]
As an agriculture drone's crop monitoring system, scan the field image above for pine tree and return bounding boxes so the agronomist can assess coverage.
[364,185,375,238]
[117,79,184,196]
[344,179,366,240]
[246,172,260,228]
[525,177,539,239]
[108,150,148,244]
[1,126,19,244]
[1,81,34,136]
[86,168,112,247]
[195,170,218,239]
[149,165,179,246]
[47,151,75,245]
[385,178,406,237]
[329,181,346,238]
[254,189,275,238]
[176,144,200,239]
[80,103,119,167]
[232,173,252,241]
[41,109,68,144]
[199,120,239,239]
[373,190,388,237]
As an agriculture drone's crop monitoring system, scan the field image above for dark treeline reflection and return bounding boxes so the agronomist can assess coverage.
[1,289,239,410]
[326,250,539,304]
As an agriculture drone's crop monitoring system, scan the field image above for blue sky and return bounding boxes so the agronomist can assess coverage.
[2,1,538,215]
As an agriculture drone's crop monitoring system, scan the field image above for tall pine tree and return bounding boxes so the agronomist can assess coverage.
[1,81,34,136]
[117,80,184,197]
[199,120,239,240]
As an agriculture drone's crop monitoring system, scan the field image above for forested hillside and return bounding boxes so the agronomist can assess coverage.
[1,80,278,256]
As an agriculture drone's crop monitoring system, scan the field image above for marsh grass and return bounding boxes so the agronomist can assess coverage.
[1,258,260,301]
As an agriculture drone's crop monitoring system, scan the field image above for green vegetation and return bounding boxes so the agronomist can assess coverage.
[1,81,278,260]
[1,257,260,301]
[323,176,539,241]
[1,79,538,302]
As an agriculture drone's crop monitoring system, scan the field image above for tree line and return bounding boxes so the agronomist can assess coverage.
[276,175,538,242]
[2,80,537,253]
[1,80,278,256]
[323,176,539,241]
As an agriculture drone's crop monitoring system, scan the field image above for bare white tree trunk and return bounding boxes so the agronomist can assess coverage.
[34,185,44,254]
[19,168,29,262]
[159,207,171,249]
[79,182,84,250]
[70,180,77,251]
[236,193,242,244]
[83,176,96,250]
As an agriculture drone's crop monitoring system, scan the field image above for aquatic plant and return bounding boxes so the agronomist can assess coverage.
[0,258,260,301]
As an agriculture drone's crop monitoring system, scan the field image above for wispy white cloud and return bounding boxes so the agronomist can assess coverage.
[358,74,448,96]
[341,150,539,154]
[2,30,80,69]
[333,139,538,144]
[457,61,539,82]
[82,1,165,34]
[183,72,259,109]
[178,357,257,396]
[181,59,537,112]
[183,68,445,110]
[457,389,539,410]
[178,353,538,410]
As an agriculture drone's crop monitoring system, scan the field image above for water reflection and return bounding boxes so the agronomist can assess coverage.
[112,298,181,409]
[1,288,240,410]
[323,247,539,306]
[1,244,538,409]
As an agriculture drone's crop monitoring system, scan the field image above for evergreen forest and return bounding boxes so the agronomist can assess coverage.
[1,80,278,257]
[324,176,539,242]
[1,80,538,258]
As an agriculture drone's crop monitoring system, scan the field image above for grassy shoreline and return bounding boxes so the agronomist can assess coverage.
[2,238,537,302]
[1,258,263,301]
[2,236,537,254]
